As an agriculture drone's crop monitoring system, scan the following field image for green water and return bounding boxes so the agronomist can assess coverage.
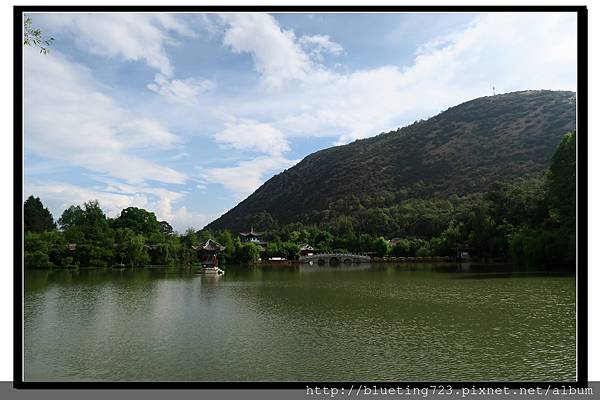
[24,263,576,382]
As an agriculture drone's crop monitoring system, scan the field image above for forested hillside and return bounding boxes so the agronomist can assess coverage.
[24,90,577,269]
[206,90,575,234]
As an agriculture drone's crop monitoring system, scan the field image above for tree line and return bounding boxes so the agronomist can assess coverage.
[24,132,575,270]
[25,200,197,268]
[204,131,576,269]
[24,197,303,268]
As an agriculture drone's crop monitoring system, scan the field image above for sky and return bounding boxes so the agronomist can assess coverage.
[23,12,577,232]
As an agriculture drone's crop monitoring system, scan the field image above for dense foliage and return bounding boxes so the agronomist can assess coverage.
[509,132,576,268]
[202,132,577,269]
[206,90,576,233]
[24,203,199,269]
[23,130,576,270]
[24,196,56,233]
[23,202,295,268]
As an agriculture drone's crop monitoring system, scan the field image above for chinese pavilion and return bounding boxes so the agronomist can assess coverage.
[239,227,268,246]
[195,239,226,268]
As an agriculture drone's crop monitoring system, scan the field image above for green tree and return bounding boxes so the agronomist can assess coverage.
[58,205,85,231]
[265,242,280,258]
[373,236,390,257]
[287,230,302,244]
[113,207,161,236]
[509,226,571,269]
[391,239,410,257]
[328,215,355,236]
[198,229,213,242]
[237,243,260,263]
[357,208,390,236]
[115,228,136,266]
[216,230,235,264]
[280,242,300,260]
[159,221,174,235]
[485,179,546,227]
[408,239,429,257]
[24,196,55,233]
[129,234,149,267]
[182,228,199,248]
[57,201,114,267]
[24,249,52,269]
[430,221,464,256]
[41,230,68,266]
[248,211,279,232]
[415,246,431,257]
[59,201,109,237]
[24,231,58,269]
[546,131,576,229]
[357,233,375,253]
[178,228,199,265]
[113,229,131,265]
[315,230,334,252]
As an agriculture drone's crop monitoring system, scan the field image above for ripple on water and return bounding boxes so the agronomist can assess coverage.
[24,267,576,381]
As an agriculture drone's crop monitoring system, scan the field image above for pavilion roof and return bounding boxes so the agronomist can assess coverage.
[196,239,226,252]
[239,227,264,236]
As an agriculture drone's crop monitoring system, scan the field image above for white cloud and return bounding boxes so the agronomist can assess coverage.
[36,13,196,76]
[118,119,181,149]
[105,180,222,231]
[278,66,419,144]
[24,12,578,226]
[25,179,219,232]
[201,156,299,200]
[219,13,317,88]
[218,12,577,144]
[37,14,216,104]
[25,48,186,185]
[299,34,344,59]
[214,119,290,156]
[152,190,218,232]
[26,180,148,217]
[192,13,222,36]
[147,73,216,105]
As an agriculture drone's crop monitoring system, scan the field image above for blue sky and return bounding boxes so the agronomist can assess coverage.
[23,12,577,232]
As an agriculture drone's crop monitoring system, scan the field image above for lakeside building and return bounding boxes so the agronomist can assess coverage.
[300,244,315,256]
[195,239,226,268]
[239,227,268,251]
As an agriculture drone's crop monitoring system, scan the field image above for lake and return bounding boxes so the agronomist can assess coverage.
[23,263,576,382]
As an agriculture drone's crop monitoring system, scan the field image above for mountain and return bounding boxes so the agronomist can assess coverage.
[205,90,576,233]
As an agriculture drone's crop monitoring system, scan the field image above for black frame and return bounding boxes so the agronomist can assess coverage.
[13,4,588,390]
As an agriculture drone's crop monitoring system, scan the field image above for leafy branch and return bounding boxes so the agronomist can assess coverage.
[23,16,54,54]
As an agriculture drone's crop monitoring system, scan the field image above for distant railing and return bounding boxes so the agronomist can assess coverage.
[298,253,371,264]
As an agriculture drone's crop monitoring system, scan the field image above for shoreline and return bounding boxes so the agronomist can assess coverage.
[23,257,569,271]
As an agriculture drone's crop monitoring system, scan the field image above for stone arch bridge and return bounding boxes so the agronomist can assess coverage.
[299,253,371,264]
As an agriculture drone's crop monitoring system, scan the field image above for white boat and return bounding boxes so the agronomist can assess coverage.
[199,266,225,275]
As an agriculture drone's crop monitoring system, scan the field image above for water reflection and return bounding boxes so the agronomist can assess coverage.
[24,264,575,382]
[299,263,372,273]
